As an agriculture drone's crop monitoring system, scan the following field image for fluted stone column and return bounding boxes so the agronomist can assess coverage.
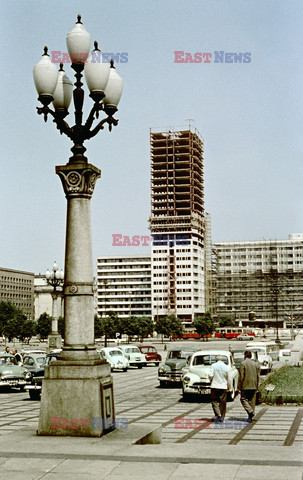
[38,159,115,437]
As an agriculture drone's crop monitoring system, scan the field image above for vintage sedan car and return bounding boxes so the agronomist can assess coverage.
[22,353,47,371]
[117,345,146,368]
[138,345,162,366]
[158,346,200,386]
[231,348,259,371]
[0,354,28,390]
[99,347,129,371]
[24,351,60,400]
[236,333,255,341]
[181,350,239,401]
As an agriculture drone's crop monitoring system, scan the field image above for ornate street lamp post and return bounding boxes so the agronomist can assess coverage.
[33,15,123,437]
[46,261,64,350]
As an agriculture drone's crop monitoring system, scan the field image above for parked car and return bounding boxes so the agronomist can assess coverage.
[246,341,278,373]
[138,345,162,366]
[158,346,200,386]
[278,349,291,363]
[22,353,47,371]
[117,345,146,368]
[0,354,28,390]
[24,352,60,400]
[231,348,259,371]
[181,350,239,401]
[236,333,255,341]
[99,347,129,371]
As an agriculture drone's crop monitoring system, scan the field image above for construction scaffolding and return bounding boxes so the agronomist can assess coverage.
[149,127,205,322]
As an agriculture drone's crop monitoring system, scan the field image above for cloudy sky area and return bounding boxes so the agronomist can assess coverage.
[1,0,302,275]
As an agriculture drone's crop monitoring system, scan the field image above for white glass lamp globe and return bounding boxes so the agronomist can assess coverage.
[84,41,110,101]
[33,47,59,100]
[52,64,73,112]
[66,15,91,64]
[103,61,123,107]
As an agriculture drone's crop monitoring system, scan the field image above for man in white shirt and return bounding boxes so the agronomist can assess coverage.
[208,355,231,422]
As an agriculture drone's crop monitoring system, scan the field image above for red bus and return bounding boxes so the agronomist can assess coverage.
[171,332,200,340]
[214,327,255,339]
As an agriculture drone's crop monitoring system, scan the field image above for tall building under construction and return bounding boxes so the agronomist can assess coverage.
[149,126,206,324]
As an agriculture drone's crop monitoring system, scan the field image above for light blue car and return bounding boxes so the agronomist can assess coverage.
[117,345,146,368]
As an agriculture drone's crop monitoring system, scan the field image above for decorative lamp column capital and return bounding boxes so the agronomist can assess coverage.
[56,162,101,199]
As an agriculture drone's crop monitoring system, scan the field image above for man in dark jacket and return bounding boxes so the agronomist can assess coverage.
[238,350,260,422]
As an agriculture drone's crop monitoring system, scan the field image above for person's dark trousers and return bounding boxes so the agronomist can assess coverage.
[240,389,256,417]
[211,388,227,420]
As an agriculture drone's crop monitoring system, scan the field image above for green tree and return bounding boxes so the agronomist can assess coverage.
[193,313,215,340]
[155,314,184,340]
[217,315,235,327]
[58,316,65,339]
[36,313,52,341]
[120,316,139,342]
[137,316,153,342]
[100,312,121,346]
[94,315,103,339]
[19,320,36,343]
[0,301,28,341]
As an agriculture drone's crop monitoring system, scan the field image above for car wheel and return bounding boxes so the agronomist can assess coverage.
[227,384,236,402]
[123,367,128,372]
[29,390,40,400]
[19,385,25,391]
[155,362,159,367]
[159,380,166,388]
[138,364,143,369]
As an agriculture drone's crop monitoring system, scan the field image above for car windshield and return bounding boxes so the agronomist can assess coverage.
[141,347,156,353]
[109,350,123,356]
[37,357,46,364]
[0,356,17,365]
[193,355,228,366]
[168,350,193,360]
[125,347,140,353]
[233,353,245,360]
[250,348,265,354]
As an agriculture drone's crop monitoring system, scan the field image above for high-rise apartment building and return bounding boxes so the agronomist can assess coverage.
[96,255,151,318]
[214,234,303,325]
[149,127,205,324]
[0,267,35,320]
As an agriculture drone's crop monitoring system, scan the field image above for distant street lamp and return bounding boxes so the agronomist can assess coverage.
[45,261,64,350]
[273,288,281,344]
[34,15,123,437]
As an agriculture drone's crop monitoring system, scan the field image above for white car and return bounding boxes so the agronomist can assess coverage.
[117,345,146,368]
[181,350,239,401]
[278,349,291,363]
[236,333,255,341]
[99,347,129,371]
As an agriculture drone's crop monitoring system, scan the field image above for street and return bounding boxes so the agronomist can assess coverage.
[0,339,302,447]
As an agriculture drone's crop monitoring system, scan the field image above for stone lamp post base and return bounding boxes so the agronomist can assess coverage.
[47,334,62,352]
[38,360,115,437]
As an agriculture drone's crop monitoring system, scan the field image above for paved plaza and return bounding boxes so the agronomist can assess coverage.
[0,358,302,479]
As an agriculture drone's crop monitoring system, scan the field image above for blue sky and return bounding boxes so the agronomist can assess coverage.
[1,0,302,274]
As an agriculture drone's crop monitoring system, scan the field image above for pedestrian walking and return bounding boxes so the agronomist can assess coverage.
[208,355,231,423]
[12,348,22,364]
[237,350,260,422]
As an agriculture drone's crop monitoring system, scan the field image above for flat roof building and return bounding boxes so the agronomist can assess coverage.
[96,255,151,318]
[0,267,34,320]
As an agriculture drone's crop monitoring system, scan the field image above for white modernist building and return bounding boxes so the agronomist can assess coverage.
[149,127,206,324]
[96,255,151,318]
